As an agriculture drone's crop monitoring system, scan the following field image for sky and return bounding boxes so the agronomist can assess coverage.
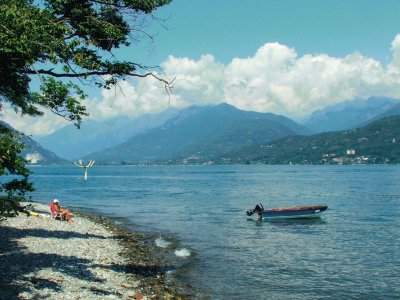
[4,0,400,136]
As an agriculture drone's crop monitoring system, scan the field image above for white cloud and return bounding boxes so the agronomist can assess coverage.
[5,34,400,136]
[224,44,400,117]
[82,77,170,119]
[1,76,173,136]
[161,54,225,105]
[161,37,400,117]
[1,107,69,136]
[25,152,43,164]
[389,34,400,71]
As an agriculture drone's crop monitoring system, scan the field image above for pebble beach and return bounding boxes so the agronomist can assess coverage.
[0,202,187,300]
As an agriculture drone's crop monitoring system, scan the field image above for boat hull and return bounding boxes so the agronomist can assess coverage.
[261,206,328,220]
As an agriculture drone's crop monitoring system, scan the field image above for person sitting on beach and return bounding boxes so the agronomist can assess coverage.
[50,199,74,223]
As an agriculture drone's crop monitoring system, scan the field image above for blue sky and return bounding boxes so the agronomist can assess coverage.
[6,0,400,135]
[132,0,400,66]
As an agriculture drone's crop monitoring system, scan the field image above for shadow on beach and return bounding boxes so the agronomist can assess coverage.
[0,225,172,299]
[0,225,109,240]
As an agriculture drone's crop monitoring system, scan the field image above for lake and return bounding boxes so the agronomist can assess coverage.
[28,165,400,299]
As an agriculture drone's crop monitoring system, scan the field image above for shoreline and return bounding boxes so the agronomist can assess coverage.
[0,202,191,299]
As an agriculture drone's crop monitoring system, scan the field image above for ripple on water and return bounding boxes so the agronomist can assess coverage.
[155,236,172,248]
[174,248,191,257]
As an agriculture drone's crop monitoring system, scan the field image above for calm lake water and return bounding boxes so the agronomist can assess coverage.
[28,165,400,299]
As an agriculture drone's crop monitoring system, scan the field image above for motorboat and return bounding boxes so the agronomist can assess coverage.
[246,203,328,220]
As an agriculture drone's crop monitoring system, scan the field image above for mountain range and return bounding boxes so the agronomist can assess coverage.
[0,121,66,164]
[84,103,311,164]
[227,115,400,165]
[36,109,179,160]
[4,96,400,165]
[301,96,400,133]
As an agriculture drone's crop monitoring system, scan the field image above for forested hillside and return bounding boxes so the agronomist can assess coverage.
[221,116,400,164]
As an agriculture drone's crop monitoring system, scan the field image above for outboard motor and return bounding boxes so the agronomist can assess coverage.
[246,208,255,216]
[246,203,264,216]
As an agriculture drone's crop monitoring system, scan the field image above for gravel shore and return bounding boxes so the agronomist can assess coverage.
[0,202,187,300]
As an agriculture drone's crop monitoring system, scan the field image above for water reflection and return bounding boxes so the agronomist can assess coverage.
[266,217,327,226]
[247,216,326,226]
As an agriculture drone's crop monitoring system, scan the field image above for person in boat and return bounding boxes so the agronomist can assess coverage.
[51,199,74,223]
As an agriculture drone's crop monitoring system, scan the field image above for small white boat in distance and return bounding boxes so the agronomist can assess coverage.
[246,203,328,220]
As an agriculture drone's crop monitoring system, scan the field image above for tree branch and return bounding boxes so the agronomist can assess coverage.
[26,68,173,87]
[26,69,118,77]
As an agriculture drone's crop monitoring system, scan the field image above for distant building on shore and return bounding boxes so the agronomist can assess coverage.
[346,149,356,155]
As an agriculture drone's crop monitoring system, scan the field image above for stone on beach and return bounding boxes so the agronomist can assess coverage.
[0,202,178,299]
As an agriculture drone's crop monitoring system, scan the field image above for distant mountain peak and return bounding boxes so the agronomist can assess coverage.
[0,120,67,164]
[303,96,400,133]
[36,108,178,160]
[215,102,236,109]
[84,103,310,164]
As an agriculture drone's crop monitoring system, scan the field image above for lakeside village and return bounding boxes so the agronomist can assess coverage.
[320,137,398,165]
[320,149,382,165]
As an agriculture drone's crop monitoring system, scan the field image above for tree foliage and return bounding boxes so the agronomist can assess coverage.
[0,126,34,218]
[0,0,172,216]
